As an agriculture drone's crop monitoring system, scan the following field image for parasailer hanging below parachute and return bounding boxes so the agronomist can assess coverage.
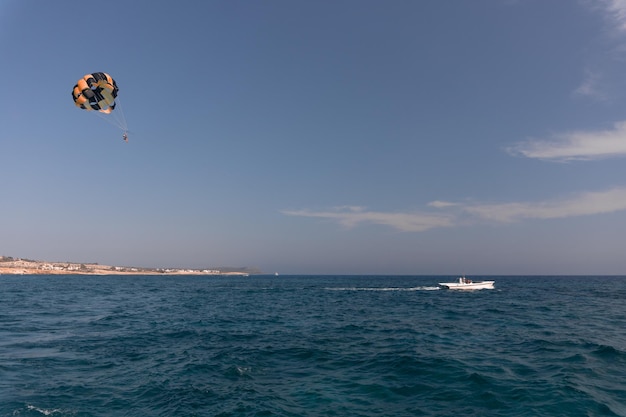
[72,72,129,142]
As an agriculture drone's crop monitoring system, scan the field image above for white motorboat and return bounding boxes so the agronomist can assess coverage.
[439,276,495,290]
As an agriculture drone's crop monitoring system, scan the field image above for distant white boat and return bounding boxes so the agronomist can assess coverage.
[439,276,495,290]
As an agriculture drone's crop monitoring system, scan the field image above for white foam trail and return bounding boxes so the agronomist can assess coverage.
[325,286,440,291]
[27,405,62,415]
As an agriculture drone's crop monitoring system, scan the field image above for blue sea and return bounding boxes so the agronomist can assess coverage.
[1,275,625,416]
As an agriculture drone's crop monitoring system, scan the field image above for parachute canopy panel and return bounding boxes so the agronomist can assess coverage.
[72,72,118,114]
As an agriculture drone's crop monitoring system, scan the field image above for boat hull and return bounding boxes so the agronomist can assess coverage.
[438,281,495,290]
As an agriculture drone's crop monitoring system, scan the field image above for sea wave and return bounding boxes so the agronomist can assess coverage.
[1,275,626,416]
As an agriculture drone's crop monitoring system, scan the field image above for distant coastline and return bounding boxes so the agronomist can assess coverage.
[0,256,255,276]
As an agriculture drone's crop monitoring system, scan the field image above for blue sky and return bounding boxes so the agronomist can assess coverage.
[3,0,626,275]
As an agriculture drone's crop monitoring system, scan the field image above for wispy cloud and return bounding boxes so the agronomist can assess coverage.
[283,187,626,232]
[427,200,459,208]
[463,187,626,222]
[573,1,626,99]
[281,206,454,232]
[573,69,607,100]
[507,121,626,161]
[598,0,626,34]
[514,3,626,162]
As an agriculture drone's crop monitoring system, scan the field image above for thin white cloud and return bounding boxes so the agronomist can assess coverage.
[283,187,626,232]
[516,3,626,162]
[508,121,626,161]
[574,1,626,99]
[463,187,626,222]
[281,206,454,232]
[573,69,607,100]
[428,200,458,208]
[599,0,626,34]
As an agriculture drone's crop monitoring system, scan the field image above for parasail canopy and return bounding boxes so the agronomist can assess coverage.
[71,72,128,140]
[71,72,119,114]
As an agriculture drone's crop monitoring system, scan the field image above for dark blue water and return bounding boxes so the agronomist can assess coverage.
[1,275,625,416]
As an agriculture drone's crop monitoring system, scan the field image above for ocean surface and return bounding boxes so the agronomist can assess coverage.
[1,275,625,417]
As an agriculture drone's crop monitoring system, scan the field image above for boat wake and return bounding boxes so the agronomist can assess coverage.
[325,286,441,292]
